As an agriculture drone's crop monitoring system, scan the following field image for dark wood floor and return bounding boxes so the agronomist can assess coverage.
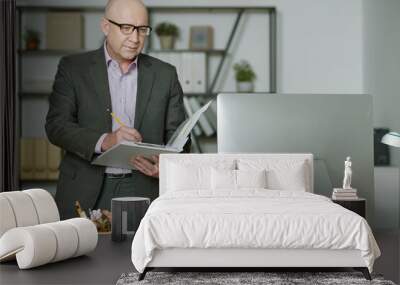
[373,230,400,284]
[0,231,398,285]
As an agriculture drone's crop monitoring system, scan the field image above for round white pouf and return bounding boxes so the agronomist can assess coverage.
[23,189,60,224]
[1,191,39,227]
[65,218,98,257]
[0,196,17,237]
[0,218,98,269]
[0,225,57,269]
[42,221,79,262]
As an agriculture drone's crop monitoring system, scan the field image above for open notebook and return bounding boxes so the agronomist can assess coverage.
[92,100,212,169]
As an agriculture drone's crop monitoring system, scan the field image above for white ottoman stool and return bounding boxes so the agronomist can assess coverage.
[0,189,98,269]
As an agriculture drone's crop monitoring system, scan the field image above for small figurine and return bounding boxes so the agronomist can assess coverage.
[89,209,102,221]
[74,201,111,233]
[75,201,87,218]
[89,208,111,233]
[102,210,112,222]
[342,156,352,189]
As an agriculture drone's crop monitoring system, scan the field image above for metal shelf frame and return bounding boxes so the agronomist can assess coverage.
[146,6,277,96]
[16,3,278,154]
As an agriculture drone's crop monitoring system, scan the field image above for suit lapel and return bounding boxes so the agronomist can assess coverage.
[135,54,155,130]
[89,47,112,131]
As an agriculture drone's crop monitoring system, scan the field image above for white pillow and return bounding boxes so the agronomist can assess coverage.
[237,169,267,188]
[211,168,236,190]
[237,159,309,191]
[166,163,211,191]
[166,159,236,192]
[211,169,268,190]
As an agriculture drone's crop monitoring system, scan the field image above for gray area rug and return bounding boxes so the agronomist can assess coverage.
[116,272,396,285]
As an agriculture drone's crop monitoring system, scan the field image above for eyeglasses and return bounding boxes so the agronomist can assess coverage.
[107,19,152,36]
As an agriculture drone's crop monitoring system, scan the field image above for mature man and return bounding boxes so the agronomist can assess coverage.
[46,0,189,219]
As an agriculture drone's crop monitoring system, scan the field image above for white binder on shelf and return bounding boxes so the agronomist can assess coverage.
[167,53,183,82]
[203,99,217,130]
[183,96,202,136]
[188,97,215,136]
[191,53,206,93]
[181,53,193,93]
[148,52,184,89]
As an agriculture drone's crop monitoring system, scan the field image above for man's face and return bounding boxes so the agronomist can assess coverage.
[102,6,148,62]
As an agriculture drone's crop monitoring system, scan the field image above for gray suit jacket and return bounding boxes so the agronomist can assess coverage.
[46,47,189,219]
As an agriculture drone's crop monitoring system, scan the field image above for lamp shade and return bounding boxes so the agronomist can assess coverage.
[381,132,400,148]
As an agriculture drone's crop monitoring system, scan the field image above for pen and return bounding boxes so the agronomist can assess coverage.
[110,112,126,127]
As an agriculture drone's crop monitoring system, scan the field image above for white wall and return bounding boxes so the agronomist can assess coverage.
[268,0,364,93]
[364,0,400,169]
[364,0,400,228]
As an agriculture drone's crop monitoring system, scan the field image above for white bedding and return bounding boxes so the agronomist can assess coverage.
[131,190,380,273]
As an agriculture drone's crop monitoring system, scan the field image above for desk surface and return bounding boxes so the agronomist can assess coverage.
[0,235,134,285]
[1,231,398,285]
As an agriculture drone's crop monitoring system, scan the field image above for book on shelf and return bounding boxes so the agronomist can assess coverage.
[332,188,358,200]
[21,138,34,180]
[20,138,62,181]
[34,139,48,180]
[332,192,357,197]
[48,142,62,180]
[148,51,206,94]
[332,195,359,200]
[183,97,202,136]
[203,99,217,130]
[333,188,357,193]
[188,97,215,136]
[190,53,206,93]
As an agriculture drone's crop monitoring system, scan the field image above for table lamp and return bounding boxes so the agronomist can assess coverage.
[381,132,400,148]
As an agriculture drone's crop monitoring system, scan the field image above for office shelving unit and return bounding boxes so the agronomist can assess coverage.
[16,0,277,184]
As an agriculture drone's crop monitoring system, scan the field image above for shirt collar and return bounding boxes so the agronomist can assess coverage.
[104,41,138,71]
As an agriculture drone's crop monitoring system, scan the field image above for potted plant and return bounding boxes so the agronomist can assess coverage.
[155,22,179,50]
[233,60,256,92]
[24,29,41,50]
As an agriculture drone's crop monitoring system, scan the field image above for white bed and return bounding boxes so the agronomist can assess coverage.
[131,154,380,280]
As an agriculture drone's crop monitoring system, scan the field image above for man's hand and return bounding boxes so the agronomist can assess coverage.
[131,155,159,178]
[101,127,142,152]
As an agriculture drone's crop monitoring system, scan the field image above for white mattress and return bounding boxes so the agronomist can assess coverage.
[131,190,380,273]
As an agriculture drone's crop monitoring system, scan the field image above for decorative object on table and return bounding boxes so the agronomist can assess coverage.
[111,197,150,242]
[46,12,83,50]
[189,25,213,50]
[332,188,358,200]
[24,29,40,50]
[89,208,112,234]
[381,131,400,148]
[332,156,358,200]
[155,22,178,50]
[374,128,390,165]
[75,200,88,218]
[75,201,111,234]
[343,156,352,189]
[0,189,97,269]
[233,60,256,92]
